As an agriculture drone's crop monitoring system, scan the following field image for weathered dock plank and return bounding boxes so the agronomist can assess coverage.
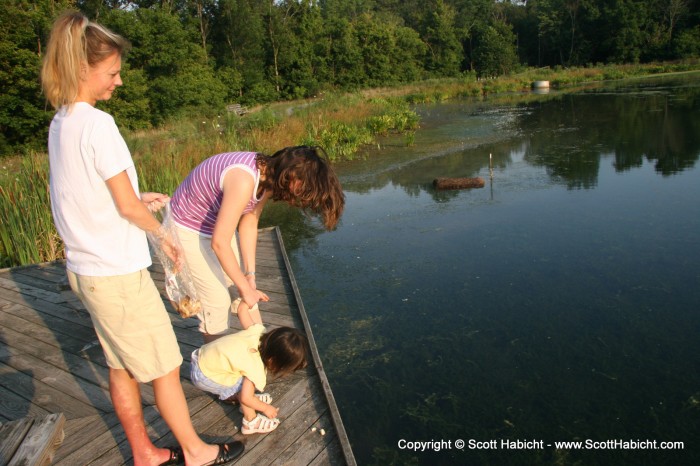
[0,227,354,465]
[0,413,65,466]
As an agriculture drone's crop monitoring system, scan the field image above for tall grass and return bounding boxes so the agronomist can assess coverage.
[0,153,62,267]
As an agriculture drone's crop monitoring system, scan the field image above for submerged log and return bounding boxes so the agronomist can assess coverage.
[433,177,485,190]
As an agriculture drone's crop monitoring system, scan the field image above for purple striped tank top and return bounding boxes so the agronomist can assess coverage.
[170,152,262,236]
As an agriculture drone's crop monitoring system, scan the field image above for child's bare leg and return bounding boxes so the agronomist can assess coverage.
[247,304,262,325]
[234,299,262,329]
[240,401,257,422]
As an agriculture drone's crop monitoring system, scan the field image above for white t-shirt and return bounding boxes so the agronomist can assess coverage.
[48,102,151,276]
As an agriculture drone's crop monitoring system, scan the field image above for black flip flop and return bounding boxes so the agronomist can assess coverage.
[201,442,245,465]
[158,446,184,466]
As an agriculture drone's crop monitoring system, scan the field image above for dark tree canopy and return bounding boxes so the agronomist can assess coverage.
[2,0,699,155]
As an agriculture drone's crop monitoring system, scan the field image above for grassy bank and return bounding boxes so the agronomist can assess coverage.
[0,94,419,267]
[2,61,699,267]
[361,60,700,103]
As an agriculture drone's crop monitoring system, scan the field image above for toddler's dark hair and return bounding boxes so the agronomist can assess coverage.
[259,327,308,376]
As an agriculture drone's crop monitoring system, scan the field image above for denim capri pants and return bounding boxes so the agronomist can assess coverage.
[190,349,243,400]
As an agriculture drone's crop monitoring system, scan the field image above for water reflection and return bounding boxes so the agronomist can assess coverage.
[332,74,700,200]
[519,86,700,181]
[261,73,700,465]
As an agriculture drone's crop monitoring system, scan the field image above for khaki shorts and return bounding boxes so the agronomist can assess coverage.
[176,226,256,335]
[67,269,183,383]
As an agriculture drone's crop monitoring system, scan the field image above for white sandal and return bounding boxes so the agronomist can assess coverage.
[237,393,273,413]
[241,414,280,434]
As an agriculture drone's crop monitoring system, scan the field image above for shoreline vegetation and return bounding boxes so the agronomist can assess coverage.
[2,61,699,268]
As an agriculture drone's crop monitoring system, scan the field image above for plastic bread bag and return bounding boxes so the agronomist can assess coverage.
[147,203,202,318]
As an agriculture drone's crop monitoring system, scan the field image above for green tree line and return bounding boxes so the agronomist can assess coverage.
[2,0,699,156]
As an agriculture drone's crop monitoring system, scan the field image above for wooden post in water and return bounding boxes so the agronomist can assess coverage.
[433,177,485,190]
[489,153,494,200]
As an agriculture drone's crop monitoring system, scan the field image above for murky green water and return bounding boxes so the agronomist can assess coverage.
[263,73,700,465]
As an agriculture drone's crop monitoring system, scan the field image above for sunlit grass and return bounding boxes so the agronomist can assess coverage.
[0,153,62,267]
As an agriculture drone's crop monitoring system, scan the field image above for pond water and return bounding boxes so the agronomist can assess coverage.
[262,72,700,465]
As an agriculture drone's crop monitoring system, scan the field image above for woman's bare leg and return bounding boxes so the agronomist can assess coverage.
[152,368,221,465]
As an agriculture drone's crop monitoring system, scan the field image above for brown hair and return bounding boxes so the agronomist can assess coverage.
[41,11,129,109]
[259,327,309,377]
[257,146,345,230]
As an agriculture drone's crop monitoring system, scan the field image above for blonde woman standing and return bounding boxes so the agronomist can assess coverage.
[41,11,242,466]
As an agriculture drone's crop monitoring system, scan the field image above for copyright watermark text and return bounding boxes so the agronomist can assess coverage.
[397,438,685,452]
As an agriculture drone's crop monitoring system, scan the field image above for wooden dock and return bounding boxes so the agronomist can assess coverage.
[0,227,355,465]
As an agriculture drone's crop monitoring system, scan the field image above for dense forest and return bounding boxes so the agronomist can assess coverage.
[2,0,699,156]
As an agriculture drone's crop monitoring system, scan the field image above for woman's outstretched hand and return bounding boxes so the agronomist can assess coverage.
[141,192,170,212]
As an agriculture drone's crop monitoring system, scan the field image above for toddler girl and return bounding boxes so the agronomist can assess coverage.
[190,301,308,434]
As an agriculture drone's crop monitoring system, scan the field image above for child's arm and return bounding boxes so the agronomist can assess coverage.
[239,377,278,419]
[236,298,263,329]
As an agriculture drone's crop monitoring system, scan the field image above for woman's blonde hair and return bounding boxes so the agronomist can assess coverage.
[41,11,129,109]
